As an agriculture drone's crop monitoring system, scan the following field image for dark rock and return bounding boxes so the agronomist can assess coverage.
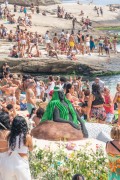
[31,121,84,141]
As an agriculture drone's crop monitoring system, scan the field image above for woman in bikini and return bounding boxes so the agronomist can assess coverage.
[53,33,59,51]
[87,83,106,123]
[21,31,26,57]
[66,83,80,108]
[106,126,120,180]
[113,83,120,125]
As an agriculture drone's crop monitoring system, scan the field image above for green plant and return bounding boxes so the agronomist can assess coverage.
[30,143,108,180]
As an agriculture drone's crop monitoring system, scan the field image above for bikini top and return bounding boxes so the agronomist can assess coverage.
[106,141,120,173]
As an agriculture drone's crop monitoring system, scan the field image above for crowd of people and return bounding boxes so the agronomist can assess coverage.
[0,3,118,60]
[0,1,120,180]
[0,64,120,126]
[0,63,120,179]
[0,24,118,59]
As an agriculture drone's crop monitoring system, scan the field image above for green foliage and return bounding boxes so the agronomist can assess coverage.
[30,144,108,180]
[96,26,120,31]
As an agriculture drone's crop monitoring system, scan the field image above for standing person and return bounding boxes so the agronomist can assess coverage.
[46,75,55,101]
[14,4,17,12]
[98,36,104,56]
[36,6,40,14]
[113,83,120,125]
[112,36,117,54]
[100,7,103,16]
[106,126,120,180]
[0,112,10,180]
[53,33,59,51]
[87,83,106,123]
[85,34,90,55]
[94,77,105,92]
[103,87,114,124]
[26,81,36,114]
[72,17,77,30]
[34,78,41,99]
[80,33,85,55]
[23,7,27,15]
[104,37,110,57]
[69,32,75,51]
[45,30,51,51]
[90,36,95,53]
[1,116,33,180]
[21,31,26,57]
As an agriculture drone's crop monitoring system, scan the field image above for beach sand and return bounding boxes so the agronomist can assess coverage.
[0,3,120,35]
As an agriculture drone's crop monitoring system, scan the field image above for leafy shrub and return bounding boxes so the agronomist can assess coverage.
[30,143,108,180]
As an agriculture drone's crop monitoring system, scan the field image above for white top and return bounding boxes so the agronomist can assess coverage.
[10,134,28,154]
[46,81,55,94]
[36,82,41,96]
[99,80,105,91]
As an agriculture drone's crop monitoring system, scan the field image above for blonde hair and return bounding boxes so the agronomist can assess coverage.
[111,126,120,140]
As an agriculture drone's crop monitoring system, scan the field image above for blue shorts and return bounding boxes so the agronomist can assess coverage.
[106,113,114,123]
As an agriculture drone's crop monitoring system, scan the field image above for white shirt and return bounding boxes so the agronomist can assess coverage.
[47,81,55,94]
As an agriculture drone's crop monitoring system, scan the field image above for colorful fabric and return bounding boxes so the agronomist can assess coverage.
[41,87,79,126]
[91,107,106,121]
[107,153,120,180]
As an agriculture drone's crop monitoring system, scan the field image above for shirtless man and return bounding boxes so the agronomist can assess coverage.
[12,74,21,104]
[26,82,36,114]
[0,82,18,96]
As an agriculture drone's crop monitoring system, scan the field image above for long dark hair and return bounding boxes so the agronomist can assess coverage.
[9,116,28,151]
[92,83,104,101]
[92,83,101,95]
[66,83,72,94]
[0,112,11,130]
[72,174,85,180]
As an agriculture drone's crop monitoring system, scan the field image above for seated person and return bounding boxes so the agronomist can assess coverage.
[48,46,59,60]
[8,30,14,42]
[41,86,88,137]
[2,104,16,124]
[10,45,18,58]
[32,107,44,126]
[79,10,84,16]
[42,11,46,16]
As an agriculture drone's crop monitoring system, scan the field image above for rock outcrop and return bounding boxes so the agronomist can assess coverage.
[0,58,102,76]
[0,0,61,6]
[31,121,84,141]
[0,56,120,76]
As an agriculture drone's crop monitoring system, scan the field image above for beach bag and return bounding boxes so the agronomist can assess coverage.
[20,102,27,111]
